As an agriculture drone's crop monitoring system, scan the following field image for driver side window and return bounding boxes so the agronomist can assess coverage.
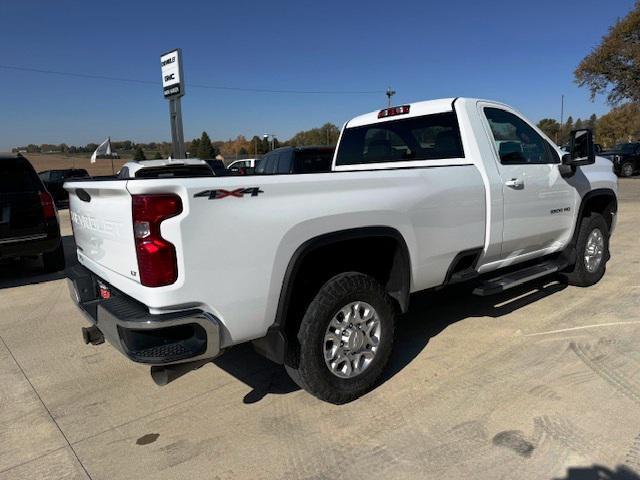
[484,108,558,165]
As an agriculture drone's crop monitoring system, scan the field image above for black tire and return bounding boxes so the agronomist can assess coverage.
[620,162,634,178]
[562,213,609,287]
[42,241,65,273]
[285,272,396,404]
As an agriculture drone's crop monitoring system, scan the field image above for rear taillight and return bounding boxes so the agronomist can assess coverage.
[132,194,182,287]
[39,191,56,219]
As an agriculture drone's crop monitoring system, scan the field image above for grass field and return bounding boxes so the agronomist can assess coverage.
[23,153,132,177]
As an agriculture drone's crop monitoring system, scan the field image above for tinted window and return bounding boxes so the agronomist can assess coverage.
[50,171,66,182]
[117,167,130,179]
[206,160,225,170]
[295,149,333,173]
[484,108,558,164]
[71,169,90,178]
[0,158,42,193]
[614,143,639,154]
[335,112,464,166]
[276,151,293,174]
[266,153,279,174]
[255,155,269,174]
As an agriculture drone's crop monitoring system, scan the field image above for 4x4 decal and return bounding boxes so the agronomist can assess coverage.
[194,187,264,200]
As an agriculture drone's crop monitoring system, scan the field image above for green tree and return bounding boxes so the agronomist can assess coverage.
[133,146,146,161]
[197,131,216,159]
[574,118,584,130]
[153,151,162,159]
[560,116,574,145]
[537,118,561,142]
[596,103,640,147]
[288,123,341,146]
[189,138,200,157]
[587,114,598,139]
[575,2,640,105]
[250,136,264,155]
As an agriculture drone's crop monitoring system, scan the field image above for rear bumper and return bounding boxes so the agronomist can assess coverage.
[66,265,221,366]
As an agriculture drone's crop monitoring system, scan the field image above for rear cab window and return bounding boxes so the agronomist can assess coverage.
[335,112,464,167]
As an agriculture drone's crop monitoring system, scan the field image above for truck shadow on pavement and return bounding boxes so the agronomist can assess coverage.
[381,278,567,385]
[554,464,640,480]
[0,235,76,290]
[213,345,300,404]
[211,277,567,404]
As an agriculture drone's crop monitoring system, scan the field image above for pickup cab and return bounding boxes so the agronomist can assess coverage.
[254,146,334,175]
[65,98,617,403]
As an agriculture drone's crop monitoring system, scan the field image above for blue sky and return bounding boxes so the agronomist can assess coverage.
[0,0,634,150]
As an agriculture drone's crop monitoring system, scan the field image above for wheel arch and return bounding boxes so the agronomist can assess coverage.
[571,188,617,247]
[252,226,411,364]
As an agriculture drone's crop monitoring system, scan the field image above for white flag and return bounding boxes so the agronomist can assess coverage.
[91,137,112,163]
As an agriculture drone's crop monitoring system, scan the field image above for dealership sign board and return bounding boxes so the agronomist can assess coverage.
[160,49,184,98]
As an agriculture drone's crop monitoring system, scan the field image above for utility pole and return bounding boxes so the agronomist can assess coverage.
[386,87,396,107]
[558,94,564,145]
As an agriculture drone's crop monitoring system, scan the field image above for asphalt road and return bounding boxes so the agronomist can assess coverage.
[1,179,639,480]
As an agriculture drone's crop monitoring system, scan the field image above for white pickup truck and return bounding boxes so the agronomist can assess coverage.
[66,98,617,403]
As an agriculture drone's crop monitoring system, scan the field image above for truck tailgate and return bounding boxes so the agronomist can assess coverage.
[67,181,139,283]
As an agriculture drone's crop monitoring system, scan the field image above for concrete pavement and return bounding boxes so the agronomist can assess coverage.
[1,179,639,479]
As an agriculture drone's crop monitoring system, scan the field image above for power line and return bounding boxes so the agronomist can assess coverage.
[0,64,383,95]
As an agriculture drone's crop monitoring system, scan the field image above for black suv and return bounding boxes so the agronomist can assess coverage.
[255,146,335,175]
[0,153,65,272]
[39,168,90,205]
[600,142,640,177]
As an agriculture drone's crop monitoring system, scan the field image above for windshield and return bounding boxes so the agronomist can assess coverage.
[50,171,66,181]
[613,143,638,153]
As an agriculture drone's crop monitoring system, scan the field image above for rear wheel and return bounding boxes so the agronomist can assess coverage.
[620,162,634,178]
[43,241,65,273]
[285,272,395,404]
[562,213,609,287]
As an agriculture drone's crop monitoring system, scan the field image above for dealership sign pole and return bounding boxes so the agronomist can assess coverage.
[160,48,186,159]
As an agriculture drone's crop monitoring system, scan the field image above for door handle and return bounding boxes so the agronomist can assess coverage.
[505,178,524,189]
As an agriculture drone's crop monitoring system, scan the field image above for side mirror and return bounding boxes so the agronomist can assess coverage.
[563,129,595,166]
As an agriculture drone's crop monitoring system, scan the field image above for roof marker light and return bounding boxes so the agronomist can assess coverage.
[378,105,410,119]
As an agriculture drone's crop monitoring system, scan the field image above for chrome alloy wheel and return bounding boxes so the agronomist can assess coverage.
[584,228,605,273]
[323,301,381,379]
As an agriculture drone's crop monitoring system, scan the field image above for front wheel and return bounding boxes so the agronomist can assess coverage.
[562,213,610,287]
[286,272,396,404]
